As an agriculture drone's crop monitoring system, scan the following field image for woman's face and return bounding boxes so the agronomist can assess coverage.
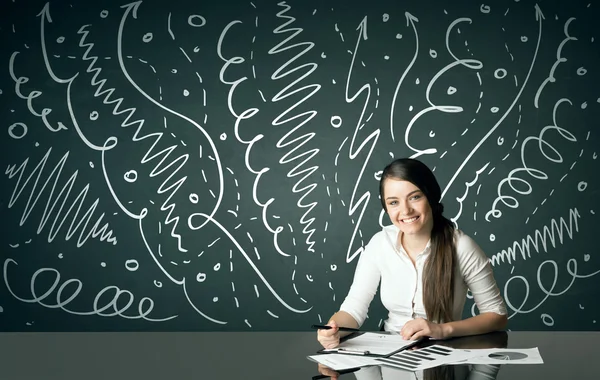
[382,178,434,238]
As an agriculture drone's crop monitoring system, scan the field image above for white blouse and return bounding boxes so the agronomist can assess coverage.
[339,224,507,332]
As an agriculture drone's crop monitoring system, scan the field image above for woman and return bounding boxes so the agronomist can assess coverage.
[317,158,507,349]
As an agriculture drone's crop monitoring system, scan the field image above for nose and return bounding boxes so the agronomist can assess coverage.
[400,201,412,216]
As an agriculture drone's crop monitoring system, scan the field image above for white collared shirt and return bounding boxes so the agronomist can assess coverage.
[339,225,507,332]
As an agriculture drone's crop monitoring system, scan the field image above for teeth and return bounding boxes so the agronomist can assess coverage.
[402,217,418,223]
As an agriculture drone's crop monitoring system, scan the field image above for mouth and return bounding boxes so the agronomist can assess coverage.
[400,216,419,224]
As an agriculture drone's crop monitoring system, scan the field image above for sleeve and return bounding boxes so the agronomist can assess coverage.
[339,235,382,327]
[456,232,507,316]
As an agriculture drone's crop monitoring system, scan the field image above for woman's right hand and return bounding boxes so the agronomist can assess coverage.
[317,320,341,349]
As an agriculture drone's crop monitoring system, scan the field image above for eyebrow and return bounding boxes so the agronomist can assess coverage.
[385,190,422,200]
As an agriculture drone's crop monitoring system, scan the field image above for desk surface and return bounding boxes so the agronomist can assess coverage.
[0,331,598,380]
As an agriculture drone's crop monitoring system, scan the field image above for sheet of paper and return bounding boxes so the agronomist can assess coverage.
[307,353,381,371]
[447,347,544,365]
[375,344,484,371]
[322,332,417,356]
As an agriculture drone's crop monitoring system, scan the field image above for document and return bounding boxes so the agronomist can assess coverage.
[447,347,544,365]
[322,332,417,356]
[308,353,381,371]
[375,344,484,371]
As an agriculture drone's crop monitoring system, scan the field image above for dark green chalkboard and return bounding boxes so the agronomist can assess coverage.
[1,0,599,332]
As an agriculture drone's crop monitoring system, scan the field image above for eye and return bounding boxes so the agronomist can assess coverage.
[409,194,422,201]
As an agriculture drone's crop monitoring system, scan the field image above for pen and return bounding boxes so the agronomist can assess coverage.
[311,324,360,332]
[337,348,370,356]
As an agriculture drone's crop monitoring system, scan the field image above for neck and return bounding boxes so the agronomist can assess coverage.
[400,231,431,254]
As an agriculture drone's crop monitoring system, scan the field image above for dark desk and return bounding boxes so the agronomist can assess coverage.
[0,331,598,380]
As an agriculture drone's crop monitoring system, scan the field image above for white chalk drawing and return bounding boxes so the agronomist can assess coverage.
[1,0,598,331]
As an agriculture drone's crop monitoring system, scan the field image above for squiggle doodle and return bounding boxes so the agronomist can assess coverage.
[490,208,580,266]
[442,5,545,200]
[502,258,600,324]
[534,17,577,108]
[344,16,381,263]
[3,258,175,321]
[485,98,576,221]
[268,1,322,253]
[4,147,117,247]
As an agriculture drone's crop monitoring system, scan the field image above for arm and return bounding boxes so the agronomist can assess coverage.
[441,311,507,339]
[442,233,508,339]
[318,235,382,346]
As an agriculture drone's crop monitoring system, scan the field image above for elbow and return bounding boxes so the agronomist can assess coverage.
[496,313,508,331]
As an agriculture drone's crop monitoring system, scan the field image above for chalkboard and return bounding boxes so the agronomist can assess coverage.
[1,0,598,332]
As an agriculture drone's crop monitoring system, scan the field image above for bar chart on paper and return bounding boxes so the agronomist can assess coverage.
[375,345,480,371]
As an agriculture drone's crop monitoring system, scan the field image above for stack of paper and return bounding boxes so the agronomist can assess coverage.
[308,332,544,372]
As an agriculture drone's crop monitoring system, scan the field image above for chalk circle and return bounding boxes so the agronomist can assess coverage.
[581,102,588,109]
[415,78,420,85]
[188,15,206,27]
[189,193,199,204]
[124,170,138,183]
[193,46,200,53]
[101,262,106,267]
[142,32,153,43]
[125,259,139,272]
[520,36,528,42]
[541,313,554,326]
[100,10,109,18]
[384,55,390,60]
[154,280,163,288]
[429,49,438,58]
[382,13,390,22]
[489,233,496,241]
[58,253,64,259]
[374,170,383,181]
[447,86,457,95]
[480,4,491,13]
[491,106,500,113]
[171,68,178,74]
[494,68,507,79]
[488,352,529,361]
[8,122,27,139]
[409,105,414,111]
[593,152,598,159]
[214,263,221,271]
[429,130,436,137]
[197,272,207,282]
[56,36,65,44]
[212,297,218,302]
[497,136,504,145]
[330,116,342,128]
[35,142,39,147]
[90,111,99,120]
[396,33,402,39]
[321,52,327,59]
[183,89,190,96]
[220,133,227,140]
[0,89,3,95]
[306,274,313,282]
[330,264,337,271]
[578,181,588,192]
[0,306,3,313]
[577,67,587,76]
[89,161,94,168]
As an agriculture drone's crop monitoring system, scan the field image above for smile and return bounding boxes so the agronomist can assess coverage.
[401,216,419,224]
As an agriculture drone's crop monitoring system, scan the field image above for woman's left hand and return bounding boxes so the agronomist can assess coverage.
[400,318,447,340]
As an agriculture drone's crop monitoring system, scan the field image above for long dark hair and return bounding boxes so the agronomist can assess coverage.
[379,158,456,324]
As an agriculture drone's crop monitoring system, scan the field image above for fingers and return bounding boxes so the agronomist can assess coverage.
[317,321,340,349]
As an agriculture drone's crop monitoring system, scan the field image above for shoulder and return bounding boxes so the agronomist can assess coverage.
[362,224,396,255]
[453,228,488,262]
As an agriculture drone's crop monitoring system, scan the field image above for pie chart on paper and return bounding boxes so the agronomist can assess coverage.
[487,351,529,361]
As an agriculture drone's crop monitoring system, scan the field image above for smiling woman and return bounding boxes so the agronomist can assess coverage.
[317,158,508,350]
